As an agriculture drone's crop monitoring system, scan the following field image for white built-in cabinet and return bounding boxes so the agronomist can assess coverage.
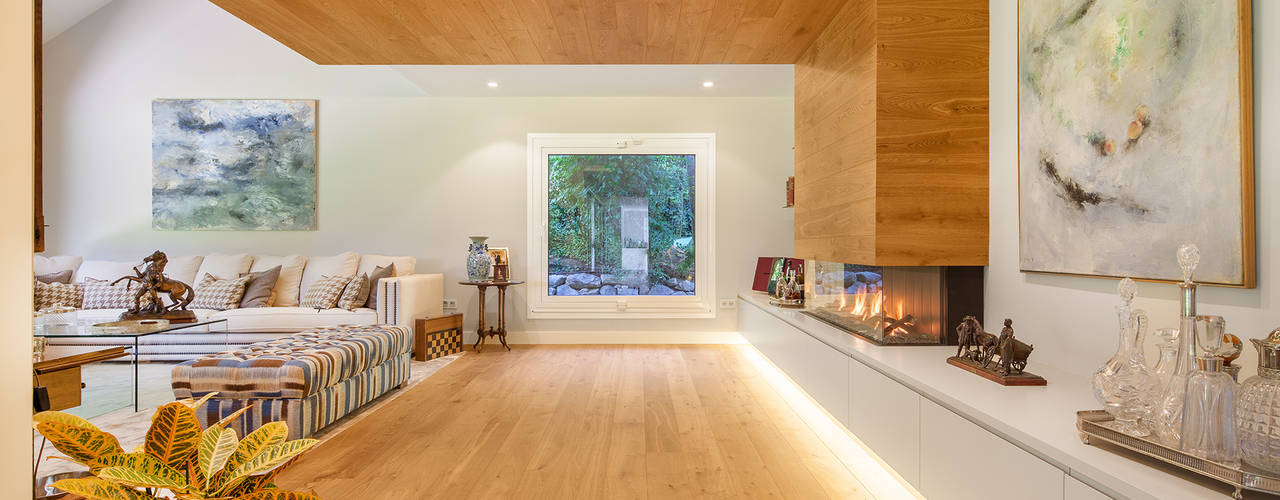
[847,356,921,486]
[1065,476,1111,500]
[738,299,1103,500]
[919,397,1064,500]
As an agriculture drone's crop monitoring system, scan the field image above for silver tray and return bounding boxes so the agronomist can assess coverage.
[1077,410,1280,499]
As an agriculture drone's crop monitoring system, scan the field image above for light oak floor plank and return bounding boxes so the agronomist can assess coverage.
[277,345,869,499]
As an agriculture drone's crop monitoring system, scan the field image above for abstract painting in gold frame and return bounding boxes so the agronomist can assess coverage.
[1017,0,1254,287]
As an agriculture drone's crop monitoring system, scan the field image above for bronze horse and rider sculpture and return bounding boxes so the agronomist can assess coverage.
[950,316,1043,385]
[110,250,197,323]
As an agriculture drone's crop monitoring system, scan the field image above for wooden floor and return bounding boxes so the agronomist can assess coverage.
[277,345,869,499]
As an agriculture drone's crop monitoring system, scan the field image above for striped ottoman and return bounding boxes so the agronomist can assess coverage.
[171,325,412,439]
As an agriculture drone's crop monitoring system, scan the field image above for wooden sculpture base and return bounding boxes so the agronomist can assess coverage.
[947,356,1047,386]
[119,309,198,324]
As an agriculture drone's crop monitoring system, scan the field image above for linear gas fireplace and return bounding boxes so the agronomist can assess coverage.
[803,262,983,346]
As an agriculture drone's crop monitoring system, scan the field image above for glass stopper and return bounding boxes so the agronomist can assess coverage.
[1177,243,1200,283]
[1117,277,1136,305]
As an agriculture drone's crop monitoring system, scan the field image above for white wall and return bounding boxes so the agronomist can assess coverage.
[988,0,1278,378]
[1,1,35,494]
[42,0,795,339]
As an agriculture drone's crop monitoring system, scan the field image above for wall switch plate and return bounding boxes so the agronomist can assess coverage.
[443,299,457,309]
[719,299,737,309]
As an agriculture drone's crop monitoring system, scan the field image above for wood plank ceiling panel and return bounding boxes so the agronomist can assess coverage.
[209,0,848,64]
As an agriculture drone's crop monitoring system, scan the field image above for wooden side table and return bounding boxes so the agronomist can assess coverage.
[33,347,127,411]
[458,280,524,352]
[413,314,464,361]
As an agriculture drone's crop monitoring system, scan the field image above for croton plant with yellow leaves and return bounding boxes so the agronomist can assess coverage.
[33,393,321,500]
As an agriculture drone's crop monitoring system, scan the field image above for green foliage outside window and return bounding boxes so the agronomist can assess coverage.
[547,154,695,285]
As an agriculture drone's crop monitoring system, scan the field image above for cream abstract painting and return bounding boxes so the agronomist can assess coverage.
[1018,0,1253,286]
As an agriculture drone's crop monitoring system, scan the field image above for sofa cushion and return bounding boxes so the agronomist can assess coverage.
[239,265,280,308]
[164,255,205,286]
[338,273,370,310]
[196,253,252,281]
[364,264,395,309]
[190,274,251,311]
[75,260,141,283]
[300,252,358,297]
[209,306,376,333]
[356,254,415,277]
[35,281,83,310]
[34,255,83,276]
[249,255,307,307]
[36,270,73,284]
[300,275,351,309]
[82,279,150,309]
[170,324,412,399]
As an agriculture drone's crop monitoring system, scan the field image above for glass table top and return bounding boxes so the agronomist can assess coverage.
[35,318,228,338]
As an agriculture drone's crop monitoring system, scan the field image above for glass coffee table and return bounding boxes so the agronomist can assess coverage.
[36,319,228,415]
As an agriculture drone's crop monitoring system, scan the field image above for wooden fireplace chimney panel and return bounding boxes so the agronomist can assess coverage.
[795,0,989,267]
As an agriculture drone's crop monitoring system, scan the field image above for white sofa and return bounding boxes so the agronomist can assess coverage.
[35,252,443,361]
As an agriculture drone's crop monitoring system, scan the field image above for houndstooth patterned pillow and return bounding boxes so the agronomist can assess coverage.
[301,275,351,309]
[81,278,152,309]
[190,274,251,311]
[337,273,370,310]
[34,280,84,310]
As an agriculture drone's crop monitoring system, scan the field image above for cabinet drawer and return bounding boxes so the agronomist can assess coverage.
[1065,475,1111,500]
[848,358,921,486]
[739,304,849,425]
[920,398,1064,500]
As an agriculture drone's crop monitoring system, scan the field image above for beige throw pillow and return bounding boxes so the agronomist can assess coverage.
[249,255,307,307]
[239,266,281,308]
[81,278,148,309]
[301,275,351,309]
[337,273,370,310]
[364,264,395,309]
[35,280,84,310]
[36,270,73,284]
[190,274,251,311]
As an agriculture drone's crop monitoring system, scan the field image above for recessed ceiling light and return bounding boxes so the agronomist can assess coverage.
[702,81,715,88]
[487,81,499,88]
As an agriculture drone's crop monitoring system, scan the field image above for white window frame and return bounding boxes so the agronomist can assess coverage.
[526,133,716,319]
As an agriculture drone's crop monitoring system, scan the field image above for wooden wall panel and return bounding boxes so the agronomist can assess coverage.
[875,0,988,266]
[794,0,989,266]
[793,0,876,265]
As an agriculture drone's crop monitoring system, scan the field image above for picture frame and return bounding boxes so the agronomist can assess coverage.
[487,247,509,274]
[1016,0,1254,288]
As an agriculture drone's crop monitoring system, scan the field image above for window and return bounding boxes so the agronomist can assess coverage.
[527,134,715,318]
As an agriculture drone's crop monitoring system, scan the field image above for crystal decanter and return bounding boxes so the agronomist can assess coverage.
[1153,244,1201,445]
[1180,316,1238,466]
[1152,328,1180,388]
[1237,327,1280,474]
[1092,278,1160,436]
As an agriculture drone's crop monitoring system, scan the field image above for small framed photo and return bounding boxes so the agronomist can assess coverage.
[487,247,509,271]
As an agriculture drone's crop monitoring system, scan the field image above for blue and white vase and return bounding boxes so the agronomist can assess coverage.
[466,236,492,281]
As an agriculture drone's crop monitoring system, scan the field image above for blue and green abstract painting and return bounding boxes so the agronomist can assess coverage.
[152,99,317,230]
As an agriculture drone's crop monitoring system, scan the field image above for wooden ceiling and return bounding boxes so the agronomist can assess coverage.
[210,0,849,65]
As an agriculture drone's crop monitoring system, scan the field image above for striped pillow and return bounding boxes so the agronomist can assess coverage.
[190,274,251,311]
[301,275,351,309]
[337,273,370,310]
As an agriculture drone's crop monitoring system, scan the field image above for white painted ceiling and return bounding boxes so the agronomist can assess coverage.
[391,65,794,97]
[42,0,114,43]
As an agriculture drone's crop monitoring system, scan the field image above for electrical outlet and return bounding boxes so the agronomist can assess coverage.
[719,299,737,309]
[442,299,457,309]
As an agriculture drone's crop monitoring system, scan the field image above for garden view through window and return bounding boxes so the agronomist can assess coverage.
[547,154,695,297]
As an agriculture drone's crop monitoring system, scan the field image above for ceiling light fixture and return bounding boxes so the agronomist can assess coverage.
[702,81,715,88]
[487,81,499,88]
